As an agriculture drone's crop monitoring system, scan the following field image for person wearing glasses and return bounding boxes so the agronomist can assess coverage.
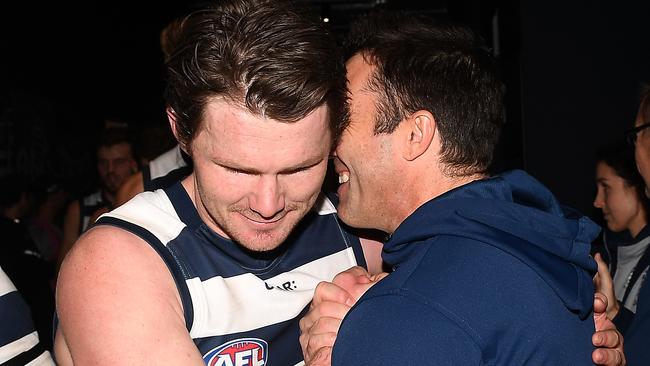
[596,88,650,365]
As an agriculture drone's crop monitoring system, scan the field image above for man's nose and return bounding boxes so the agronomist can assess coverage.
[249,175,285,219]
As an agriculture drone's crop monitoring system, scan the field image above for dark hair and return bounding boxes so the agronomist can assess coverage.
[97,127,137,162]
[344,12,505,176]
[164,0,348,149]
[596,143,649,209]
[98,127,134,150]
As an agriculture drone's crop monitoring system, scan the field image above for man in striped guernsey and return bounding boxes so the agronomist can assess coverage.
[0,267,54,365]
[54,1,381,365]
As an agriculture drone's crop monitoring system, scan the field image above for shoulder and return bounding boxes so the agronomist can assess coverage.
[56,224,191,363]
[101,189,186,244]
[333,293,482,365]
[57,225,175,297]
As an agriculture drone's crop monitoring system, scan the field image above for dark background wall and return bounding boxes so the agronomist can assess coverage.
[1,0,649,220]
[519,1,650,217]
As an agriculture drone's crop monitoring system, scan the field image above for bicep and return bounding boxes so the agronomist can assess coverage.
[332,295,482,365]
[56,226,203,365]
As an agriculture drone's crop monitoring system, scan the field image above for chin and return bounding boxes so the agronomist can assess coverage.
[238,231,290,252]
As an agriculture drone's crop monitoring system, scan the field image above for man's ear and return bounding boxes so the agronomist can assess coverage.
[166,107,189,154]
[403,110,435,161]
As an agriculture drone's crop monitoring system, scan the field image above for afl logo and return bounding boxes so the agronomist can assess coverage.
[203,338,268,366]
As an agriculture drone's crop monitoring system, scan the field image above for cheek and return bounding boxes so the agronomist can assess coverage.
[608,194,633,219]
[281,170,327,202]
[196,168,251,206]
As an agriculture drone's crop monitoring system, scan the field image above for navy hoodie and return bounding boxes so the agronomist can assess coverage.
[332,170,599,365]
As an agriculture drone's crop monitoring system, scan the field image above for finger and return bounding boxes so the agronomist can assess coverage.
[594,292,608,315]
[339,266,370,277]
[306,331,338,358]
[592,348,624,366]
[592,329,622,348]
[313,281,354,307]
[332,268,371,289]
[300,330,337,360]
[306,346,332,366]
[300,300,351,332]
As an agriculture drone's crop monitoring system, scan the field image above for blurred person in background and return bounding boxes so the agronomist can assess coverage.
[59,127,138,266]
[596,87,650,365]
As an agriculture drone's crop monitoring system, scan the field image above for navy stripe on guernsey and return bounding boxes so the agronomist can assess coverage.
[0,268,54,366]
[96,181,365,366]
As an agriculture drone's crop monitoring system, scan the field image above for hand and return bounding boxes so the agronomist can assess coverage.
[594,253,620,319]
[592,292,626,365]
[331,266,388,302]
[299,267,388,365]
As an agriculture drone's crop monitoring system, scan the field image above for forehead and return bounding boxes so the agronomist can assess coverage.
[98,142,132,158]
[195,99,331,166]
[345,54,375,97]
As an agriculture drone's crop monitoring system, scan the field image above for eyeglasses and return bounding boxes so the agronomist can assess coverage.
[626,122,650,145]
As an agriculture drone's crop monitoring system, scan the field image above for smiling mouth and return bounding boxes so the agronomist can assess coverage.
[333,157,350,184]
[240,213,286,227]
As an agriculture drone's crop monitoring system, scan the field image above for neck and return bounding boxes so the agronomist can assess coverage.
[628,212,648,239]
[103,190,116,207]
[387,170,487,234]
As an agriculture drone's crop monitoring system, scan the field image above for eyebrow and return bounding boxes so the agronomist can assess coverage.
[214,157,324,175]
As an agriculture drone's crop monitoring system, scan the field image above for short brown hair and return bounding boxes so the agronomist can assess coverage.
[164,0,348,149]
[345,13,505,176]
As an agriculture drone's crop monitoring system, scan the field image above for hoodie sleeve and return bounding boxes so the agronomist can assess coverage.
[332,294,483,365]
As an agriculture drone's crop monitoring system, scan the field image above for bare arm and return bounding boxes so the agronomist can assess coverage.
[115,172,144,207]
[55,225,203,365]
[58,201,80,268]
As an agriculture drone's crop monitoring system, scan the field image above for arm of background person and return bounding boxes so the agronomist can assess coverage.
[58,200,80,268]
[115,172,144,207]
[55,225,203,365]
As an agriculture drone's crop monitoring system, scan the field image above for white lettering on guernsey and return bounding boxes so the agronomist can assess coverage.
[189,248,358,338]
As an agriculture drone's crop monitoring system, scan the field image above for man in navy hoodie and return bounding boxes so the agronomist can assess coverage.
[300,13,623,365]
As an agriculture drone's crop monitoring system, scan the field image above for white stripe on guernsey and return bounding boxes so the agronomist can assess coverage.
[102,190,336,246]
[0,332,39,363]
[25,351,55,366]
[101,190,186,245]
[189,247,358,338]
[312,194,337,215]
[0,268,17,297]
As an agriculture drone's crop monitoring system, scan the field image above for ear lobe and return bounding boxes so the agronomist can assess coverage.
[404,110,435,161]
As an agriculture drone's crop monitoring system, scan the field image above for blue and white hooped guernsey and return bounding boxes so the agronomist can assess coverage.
[0,267,54,365]
[96,182,366,366]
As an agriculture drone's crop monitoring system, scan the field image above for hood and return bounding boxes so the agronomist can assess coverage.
[384,169,599,319]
